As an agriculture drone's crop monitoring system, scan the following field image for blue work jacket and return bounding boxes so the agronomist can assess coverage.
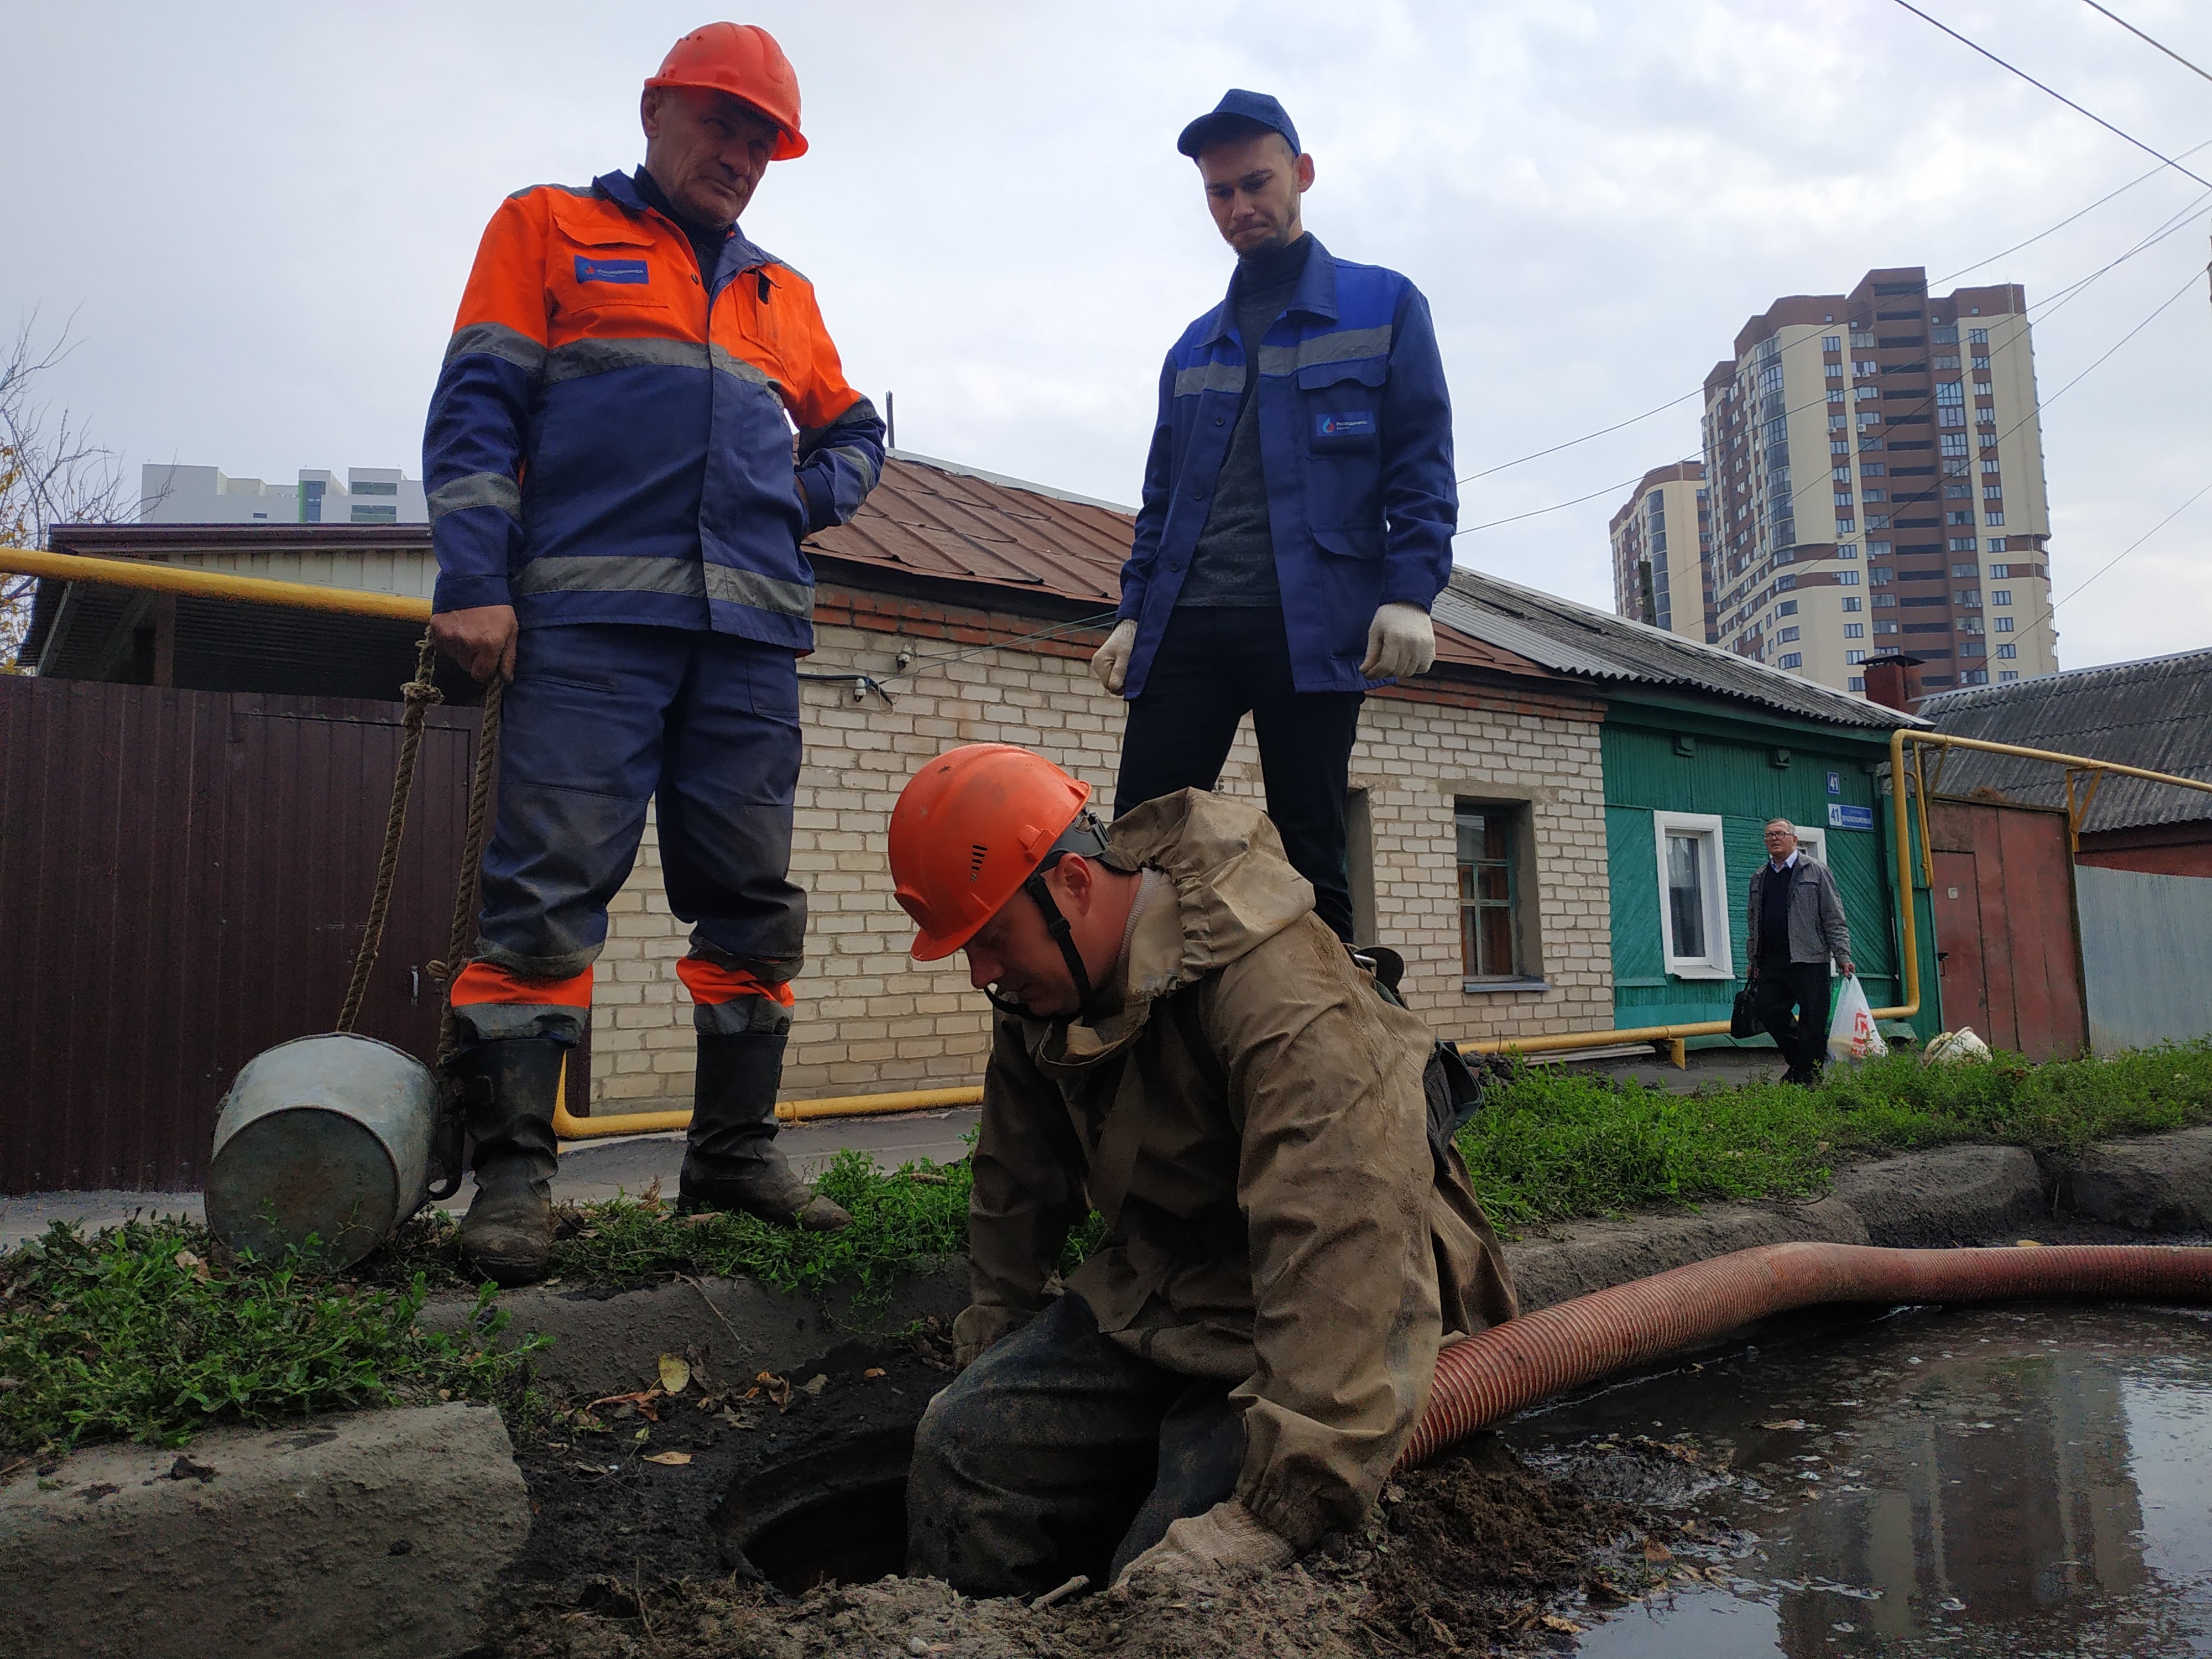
[423,169,884,651]
[1115,237,1457,696]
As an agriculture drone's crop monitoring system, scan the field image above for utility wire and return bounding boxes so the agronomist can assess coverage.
[1460,137,2210,489]
[1454,467,1693,536]
[2012,476,2212,643]
[1891,0,2212,191]
[2080,0,2212,86]
[1934,135,2212,283]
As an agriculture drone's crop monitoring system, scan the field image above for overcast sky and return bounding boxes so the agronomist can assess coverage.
[4,0,2208,670]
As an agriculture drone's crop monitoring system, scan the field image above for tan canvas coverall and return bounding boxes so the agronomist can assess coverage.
[947,790,1516,1553]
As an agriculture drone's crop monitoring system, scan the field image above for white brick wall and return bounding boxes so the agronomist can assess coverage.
[586,610,1614,1110]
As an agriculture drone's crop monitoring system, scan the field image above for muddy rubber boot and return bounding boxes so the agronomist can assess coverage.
[448,1036,564,1286]
[681,1032,851,1232]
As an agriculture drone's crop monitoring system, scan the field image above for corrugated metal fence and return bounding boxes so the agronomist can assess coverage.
[2075,864,2212,1056]
[0,677,567,1194]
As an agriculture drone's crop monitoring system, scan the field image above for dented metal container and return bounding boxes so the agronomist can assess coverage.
[205,1032,439,1269]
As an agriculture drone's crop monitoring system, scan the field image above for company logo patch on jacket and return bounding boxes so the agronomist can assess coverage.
[1316,410,1376,438]
[572,256,649,285]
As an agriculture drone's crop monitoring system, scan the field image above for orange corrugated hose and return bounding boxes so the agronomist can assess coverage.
[1397,1242,2212,1470]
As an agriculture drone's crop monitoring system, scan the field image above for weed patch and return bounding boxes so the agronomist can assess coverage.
[1458,1041,2212,1227]
[0,1218,539,1455]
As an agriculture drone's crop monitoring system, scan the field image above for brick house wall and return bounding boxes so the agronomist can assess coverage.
[586,585,1614,1113]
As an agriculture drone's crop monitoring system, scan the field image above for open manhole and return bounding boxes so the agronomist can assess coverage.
[714,1421,916,1595]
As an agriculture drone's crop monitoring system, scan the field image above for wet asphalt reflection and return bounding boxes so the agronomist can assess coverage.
[1507,1302,2212,1657]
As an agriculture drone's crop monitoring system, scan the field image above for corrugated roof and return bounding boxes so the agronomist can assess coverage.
[1917,648,2212,831]
[1439,567,1919,731]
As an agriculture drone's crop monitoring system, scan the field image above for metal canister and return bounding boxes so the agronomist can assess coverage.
[205,1032,439,1269]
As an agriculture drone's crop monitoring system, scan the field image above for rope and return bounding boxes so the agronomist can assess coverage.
[336,633,444,1032]
[432,673,503,1070]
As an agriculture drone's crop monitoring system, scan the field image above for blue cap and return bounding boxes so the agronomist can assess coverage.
[1176,89,1300,160]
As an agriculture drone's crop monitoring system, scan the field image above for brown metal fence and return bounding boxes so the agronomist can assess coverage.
[0,676,584,1194]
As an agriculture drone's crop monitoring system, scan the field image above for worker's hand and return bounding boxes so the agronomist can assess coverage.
[1838,958,1854,979]
[1116,1500,1295,1589]
[430,604,519,684]
[1092,618,1138,695]
[1360,602,1435,681]
[950,1303,1027,1371]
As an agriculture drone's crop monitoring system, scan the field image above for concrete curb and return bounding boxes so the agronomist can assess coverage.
[2068,1124,2212,1233]
[419,1255,970,1404]
[0,1403,525,1659]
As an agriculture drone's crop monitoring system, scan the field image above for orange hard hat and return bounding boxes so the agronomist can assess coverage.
[889,745,1096,961]
[646,22,808,160]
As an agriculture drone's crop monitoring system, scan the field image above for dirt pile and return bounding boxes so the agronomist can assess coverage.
[490,1432,1678,1658]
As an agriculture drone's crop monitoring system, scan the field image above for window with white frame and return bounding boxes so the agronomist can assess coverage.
[1653,812,1734,980]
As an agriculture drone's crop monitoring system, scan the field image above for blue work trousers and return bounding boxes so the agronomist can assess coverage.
[476,623,806,990]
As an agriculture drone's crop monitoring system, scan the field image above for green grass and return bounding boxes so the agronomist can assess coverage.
[1457,1040,2212,1228]
[8,1042,2208,1456]
[0,1219,540,1455]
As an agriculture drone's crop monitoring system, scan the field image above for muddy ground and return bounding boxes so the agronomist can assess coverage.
[484,1318,1719,1659]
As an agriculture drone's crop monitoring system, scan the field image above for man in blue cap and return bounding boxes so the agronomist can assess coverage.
[1093,90,1457,944]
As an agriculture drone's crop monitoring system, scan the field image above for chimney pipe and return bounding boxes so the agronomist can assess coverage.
[1861,653,1922,713]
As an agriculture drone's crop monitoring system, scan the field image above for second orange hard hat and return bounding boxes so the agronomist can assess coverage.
[889,745,1095,961]
[646,22,808,160]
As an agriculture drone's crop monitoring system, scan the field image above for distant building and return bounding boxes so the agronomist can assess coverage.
[141,464,427,526]
[1698,267,2058,697]
[1607,461,1711,641]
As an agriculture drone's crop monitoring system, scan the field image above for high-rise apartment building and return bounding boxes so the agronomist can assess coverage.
[1697,268,2057,695]
[140,465,427,525]
[1608,461,1713,641]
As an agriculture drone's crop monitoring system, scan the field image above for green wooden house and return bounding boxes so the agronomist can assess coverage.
[1437,571,1942,1047]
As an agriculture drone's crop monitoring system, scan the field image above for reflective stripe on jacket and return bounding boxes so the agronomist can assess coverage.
[958,790,1516,1548]
[423,170,884,650]
[1114,237,1457,697]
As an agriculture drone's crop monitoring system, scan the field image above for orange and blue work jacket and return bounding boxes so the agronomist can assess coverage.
[422,169,884,650]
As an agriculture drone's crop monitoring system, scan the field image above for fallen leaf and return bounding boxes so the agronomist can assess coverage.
[1540,1614,1584,1634]
[800,1374,828,1396]
[757,1372,793,1411]
[658,1354,691,1395]
[1643,1540,1673,1563]
[586,1389,664,1423]
[681,1213,718,1227]
[173,1249,210,1284]
[1759,1419,1808,1431]
[863,1368,886,1380]
[642,1451,692,1466]
[632,1427,650,1442]
[567,1412,607,1434]
[2016,1239,2043,1248]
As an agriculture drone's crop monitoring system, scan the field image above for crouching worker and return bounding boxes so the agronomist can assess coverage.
[887,744,1516,1596]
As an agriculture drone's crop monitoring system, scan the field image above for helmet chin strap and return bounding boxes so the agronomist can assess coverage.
[984,813,1110,1018]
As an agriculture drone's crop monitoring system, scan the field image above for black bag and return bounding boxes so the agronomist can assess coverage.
[1731,986,1761,1040]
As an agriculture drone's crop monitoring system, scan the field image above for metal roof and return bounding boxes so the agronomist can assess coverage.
[1917,648,2212,831]
[1438,567,1920,731]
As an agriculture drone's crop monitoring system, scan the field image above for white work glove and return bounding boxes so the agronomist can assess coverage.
[1360,602,1434,680]
[1114,1500,1296,1588]
[1092,618,1138,693]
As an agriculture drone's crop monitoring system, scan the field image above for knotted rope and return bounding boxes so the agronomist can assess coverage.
[335,633,445,1032]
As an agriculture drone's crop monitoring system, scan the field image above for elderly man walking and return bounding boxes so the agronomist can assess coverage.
[1091,91,1458,943]
[1746,818,1854,1086]
[886,745,1515,1597]
[422,22,884,1284]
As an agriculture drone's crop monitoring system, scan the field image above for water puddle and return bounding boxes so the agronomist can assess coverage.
[1507,1303,2212,1657]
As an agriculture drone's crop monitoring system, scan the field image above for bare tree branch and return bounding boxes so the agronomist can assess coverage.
[1,310,133,672]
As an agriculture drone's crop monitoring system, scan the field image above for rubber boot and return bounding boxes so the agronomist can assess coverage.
[681,1032,851,1232]
[448,1036,564,1286]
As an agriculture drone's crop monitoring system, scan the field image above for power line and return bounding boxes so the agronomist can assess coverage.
[2012,475,2212,643]
[2080,0,2212,87]
[1891,0,2212,191]
[1934,135,2212,284]
[1459,139,2210,490]
[1457,388,1703,484]
[1454,467,1692,536]
[2031,258,2209,416]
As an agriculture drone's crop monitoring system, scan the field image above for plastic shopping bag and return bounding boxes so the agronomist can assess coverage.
[1827,973,1887,1063]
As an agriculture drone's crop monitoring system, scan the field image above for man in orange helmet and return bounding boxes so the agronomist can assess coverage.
[889,745,1516,1595]
[421,23,882,1284]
